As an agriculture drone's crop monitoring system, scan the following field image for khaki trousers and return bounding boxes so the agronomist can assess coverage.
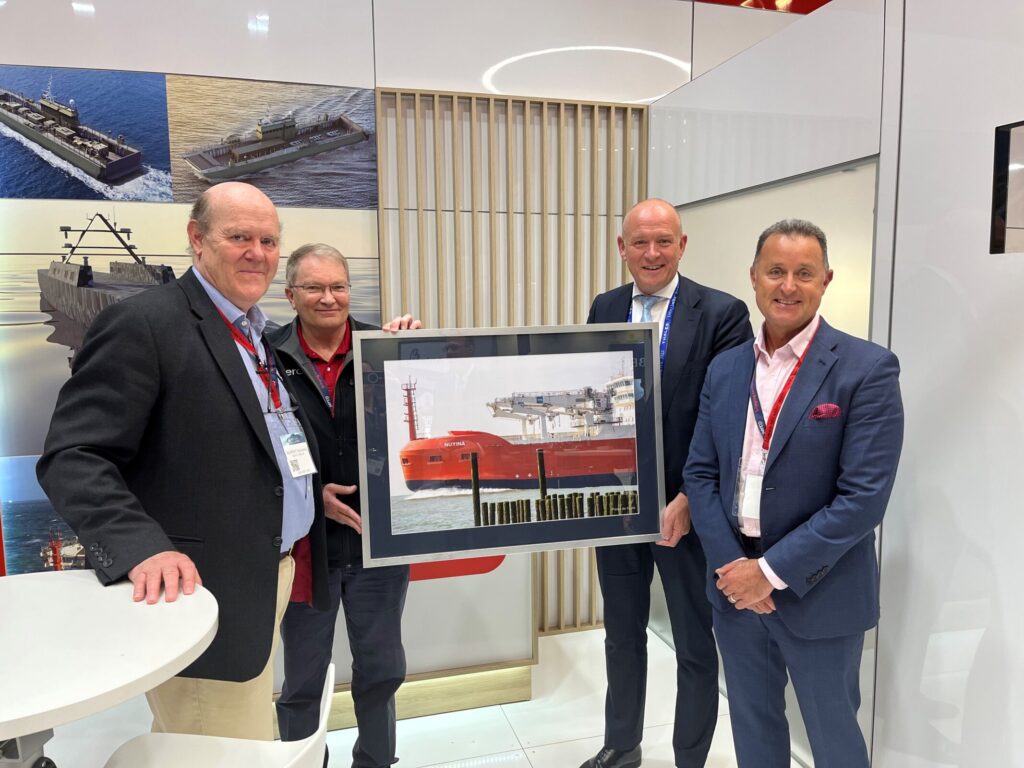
[145,555,294,740]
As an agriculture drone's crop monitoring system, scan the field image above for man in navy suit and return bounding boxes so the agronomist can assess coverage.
[582,199,752,768]
[684,219,904,768]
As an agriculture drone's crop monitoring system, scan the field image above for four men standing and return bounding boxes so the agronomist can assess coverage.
[37,181,900,767]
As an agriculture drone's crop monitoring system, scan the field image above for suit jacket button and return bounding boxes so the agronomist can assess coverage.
[274,486,284,497]
[103,558,113,567]
[272,536,283,548]
[89,543,99,552]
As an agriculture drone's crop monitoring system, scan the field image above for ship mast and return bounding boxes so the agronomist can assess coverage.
[402,378,421,441]
[60,212,145,265]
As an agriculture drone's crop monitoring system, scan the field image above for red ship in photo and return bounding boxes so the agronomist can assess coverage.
[398,373,638,491]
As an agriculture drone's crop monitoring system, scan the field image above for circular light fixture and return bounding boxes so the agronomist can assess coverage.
[482,45,691,103]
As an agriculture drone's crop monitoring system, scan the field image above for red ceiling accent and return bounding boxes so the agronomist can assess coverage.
[410,555,505,581]
[696,0,831,13]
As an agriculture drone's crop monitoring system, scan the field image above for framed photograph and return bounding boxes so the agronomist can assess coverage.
[354,324,665,566]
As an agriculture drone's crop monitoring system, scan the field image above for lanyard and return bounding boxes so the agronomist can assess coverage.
[307,361,334,414]
[216,308,282,410]
[627,286,679,373]
[749,326,818,452]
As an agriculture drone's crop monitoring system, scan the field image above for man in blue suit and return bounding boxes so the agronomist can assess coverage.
[582,199,752,768]
[684,219,903,768]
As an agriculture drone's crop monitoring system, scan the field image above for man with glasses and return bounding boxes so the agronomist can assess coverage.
[270,243,419,768]
[37,182,329,738]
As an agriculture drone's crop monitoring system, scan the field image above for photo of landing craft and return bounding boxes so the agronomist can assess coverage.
[181,109,369,182]
[0,80,143,184]
[36,212,175,330]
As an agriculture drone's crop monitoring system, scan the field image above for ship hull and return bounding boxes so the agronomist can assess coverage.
[37,261,172,327]
[183,129,369,181]
[399,431,638,492]
[0,101,143,183]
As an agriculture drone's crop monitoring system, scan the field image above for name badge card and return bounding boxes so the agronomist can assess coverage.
[281,431,316,478]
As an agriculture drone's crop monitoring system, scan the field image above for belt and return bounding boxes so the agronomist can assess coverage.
[738,532,762,556]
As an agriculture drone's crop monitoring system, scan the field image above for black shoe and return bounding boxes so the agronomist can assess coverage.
[579,745,642,768]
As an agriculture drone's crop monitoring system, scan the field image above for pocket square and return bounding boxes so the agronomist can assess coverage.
[810,403,842,420]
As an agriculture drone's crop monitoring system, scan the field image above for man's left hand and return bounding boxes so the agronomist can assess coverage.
[382,314,422,332]
[715,558,773,610]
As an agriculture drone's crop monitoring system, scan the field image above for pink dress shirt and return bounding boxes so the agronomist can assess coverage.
[739,314,822,590]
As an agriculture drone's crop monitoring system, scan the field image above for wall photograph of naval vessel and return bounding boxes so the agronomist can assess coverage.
[0,65,173,201]
[167,74,378,209]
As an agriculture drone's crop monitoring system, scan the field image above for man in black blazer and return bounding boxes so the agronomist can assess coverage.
[37,182,328,739]
[582,199,752,768]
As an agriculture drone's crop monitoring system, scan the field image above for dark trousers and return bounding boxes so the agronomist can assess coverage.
[595,533,718,768]
[277,563,410,768]
[714,607,868,768]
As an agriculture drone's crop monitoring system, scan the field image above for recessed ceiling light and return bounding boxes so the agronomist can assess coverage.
[71,2,95,14]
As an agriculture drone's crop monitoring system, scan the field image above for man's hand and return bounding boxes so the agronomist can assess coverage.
[382,314,423,333]
[748,596,777,615]
[324,482,362,533]
[656,492,692,547]
[128,551,201,604]
[715,558,773,610]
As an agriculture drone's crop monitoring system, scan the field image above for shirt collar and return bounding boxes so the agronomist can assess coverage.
[631,273,679,301]
[754,313,821,360]
[296,318,351,362]
[191,266,269,336]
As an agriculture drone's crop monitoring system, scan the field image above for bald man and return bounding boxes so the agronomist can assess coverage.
[38,182,329,739]
[583,199,752,768]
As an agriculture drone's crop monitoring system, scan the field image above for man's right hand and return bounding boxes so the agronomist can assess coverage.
[128,551,201,604]
[323,482,363,534]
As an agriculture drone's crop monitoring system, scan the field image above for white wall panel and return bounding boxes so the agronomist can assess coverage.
[649,0,883,206]
[691,3,798,78]
[372,0,692,103]
[0,0,375,87]
[678,160,876,340]
[873,0,1024,765]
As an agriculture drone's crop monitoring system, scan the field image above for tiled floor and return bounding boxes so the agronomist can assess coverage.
[44,628,801,767]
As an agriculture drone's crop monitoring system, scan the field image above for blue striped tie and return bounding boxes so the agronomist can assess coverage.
[638,295,661,323]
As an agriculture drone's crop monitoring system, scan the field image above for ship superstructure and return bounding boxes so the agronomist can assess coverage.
[182,110,369,181]
[0,81,143,182]
[37,212,175,329]
[399,376,639,491]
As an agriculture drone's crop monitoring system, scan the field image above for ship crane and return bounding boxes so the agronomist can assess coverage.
[486,386,617,439]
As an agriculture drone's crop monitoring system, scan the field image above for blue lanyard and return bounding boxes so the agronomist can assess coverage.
[307,361,334,413]
[627,286,679,373]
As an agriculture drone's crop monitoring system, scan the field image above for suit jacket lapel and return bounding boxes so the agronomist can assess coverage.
[660,275,701,416]
[765,320,839,473]
[727,346,755,479]
[179,271,277,464]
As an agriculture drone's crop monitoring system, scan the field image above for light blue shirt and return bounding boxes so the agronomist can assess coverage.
[192,267,314,553]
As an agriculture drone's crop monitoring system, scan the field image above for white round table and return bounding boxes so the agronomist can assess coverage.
[0,569,218,763]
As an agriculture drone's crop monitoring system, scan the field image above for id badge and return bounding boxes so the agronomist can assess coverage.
[738,472,763,523]
[280,431,316,478]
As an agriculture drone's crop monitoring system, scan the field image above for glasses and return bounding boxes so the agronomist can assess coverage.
[291,283,351,296]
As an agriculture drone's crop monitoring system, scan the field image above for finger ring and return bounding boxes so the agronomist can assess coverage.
[727,595,737,604]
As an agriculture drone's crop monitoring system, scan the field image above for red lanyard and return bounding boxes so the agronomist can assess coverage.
[749,326,818,452]
[216,308,282,410]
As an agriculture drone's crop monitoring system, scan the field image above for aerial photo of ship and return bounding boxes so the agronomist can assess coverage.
[182,109,369,182]
[0,65,172,202]
[36,212,176,329]
[0,81,143,183]
[398,373,639,492]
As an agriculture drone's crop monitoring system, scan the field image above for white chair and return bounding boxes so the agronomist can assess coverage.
[103,664,335,768]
